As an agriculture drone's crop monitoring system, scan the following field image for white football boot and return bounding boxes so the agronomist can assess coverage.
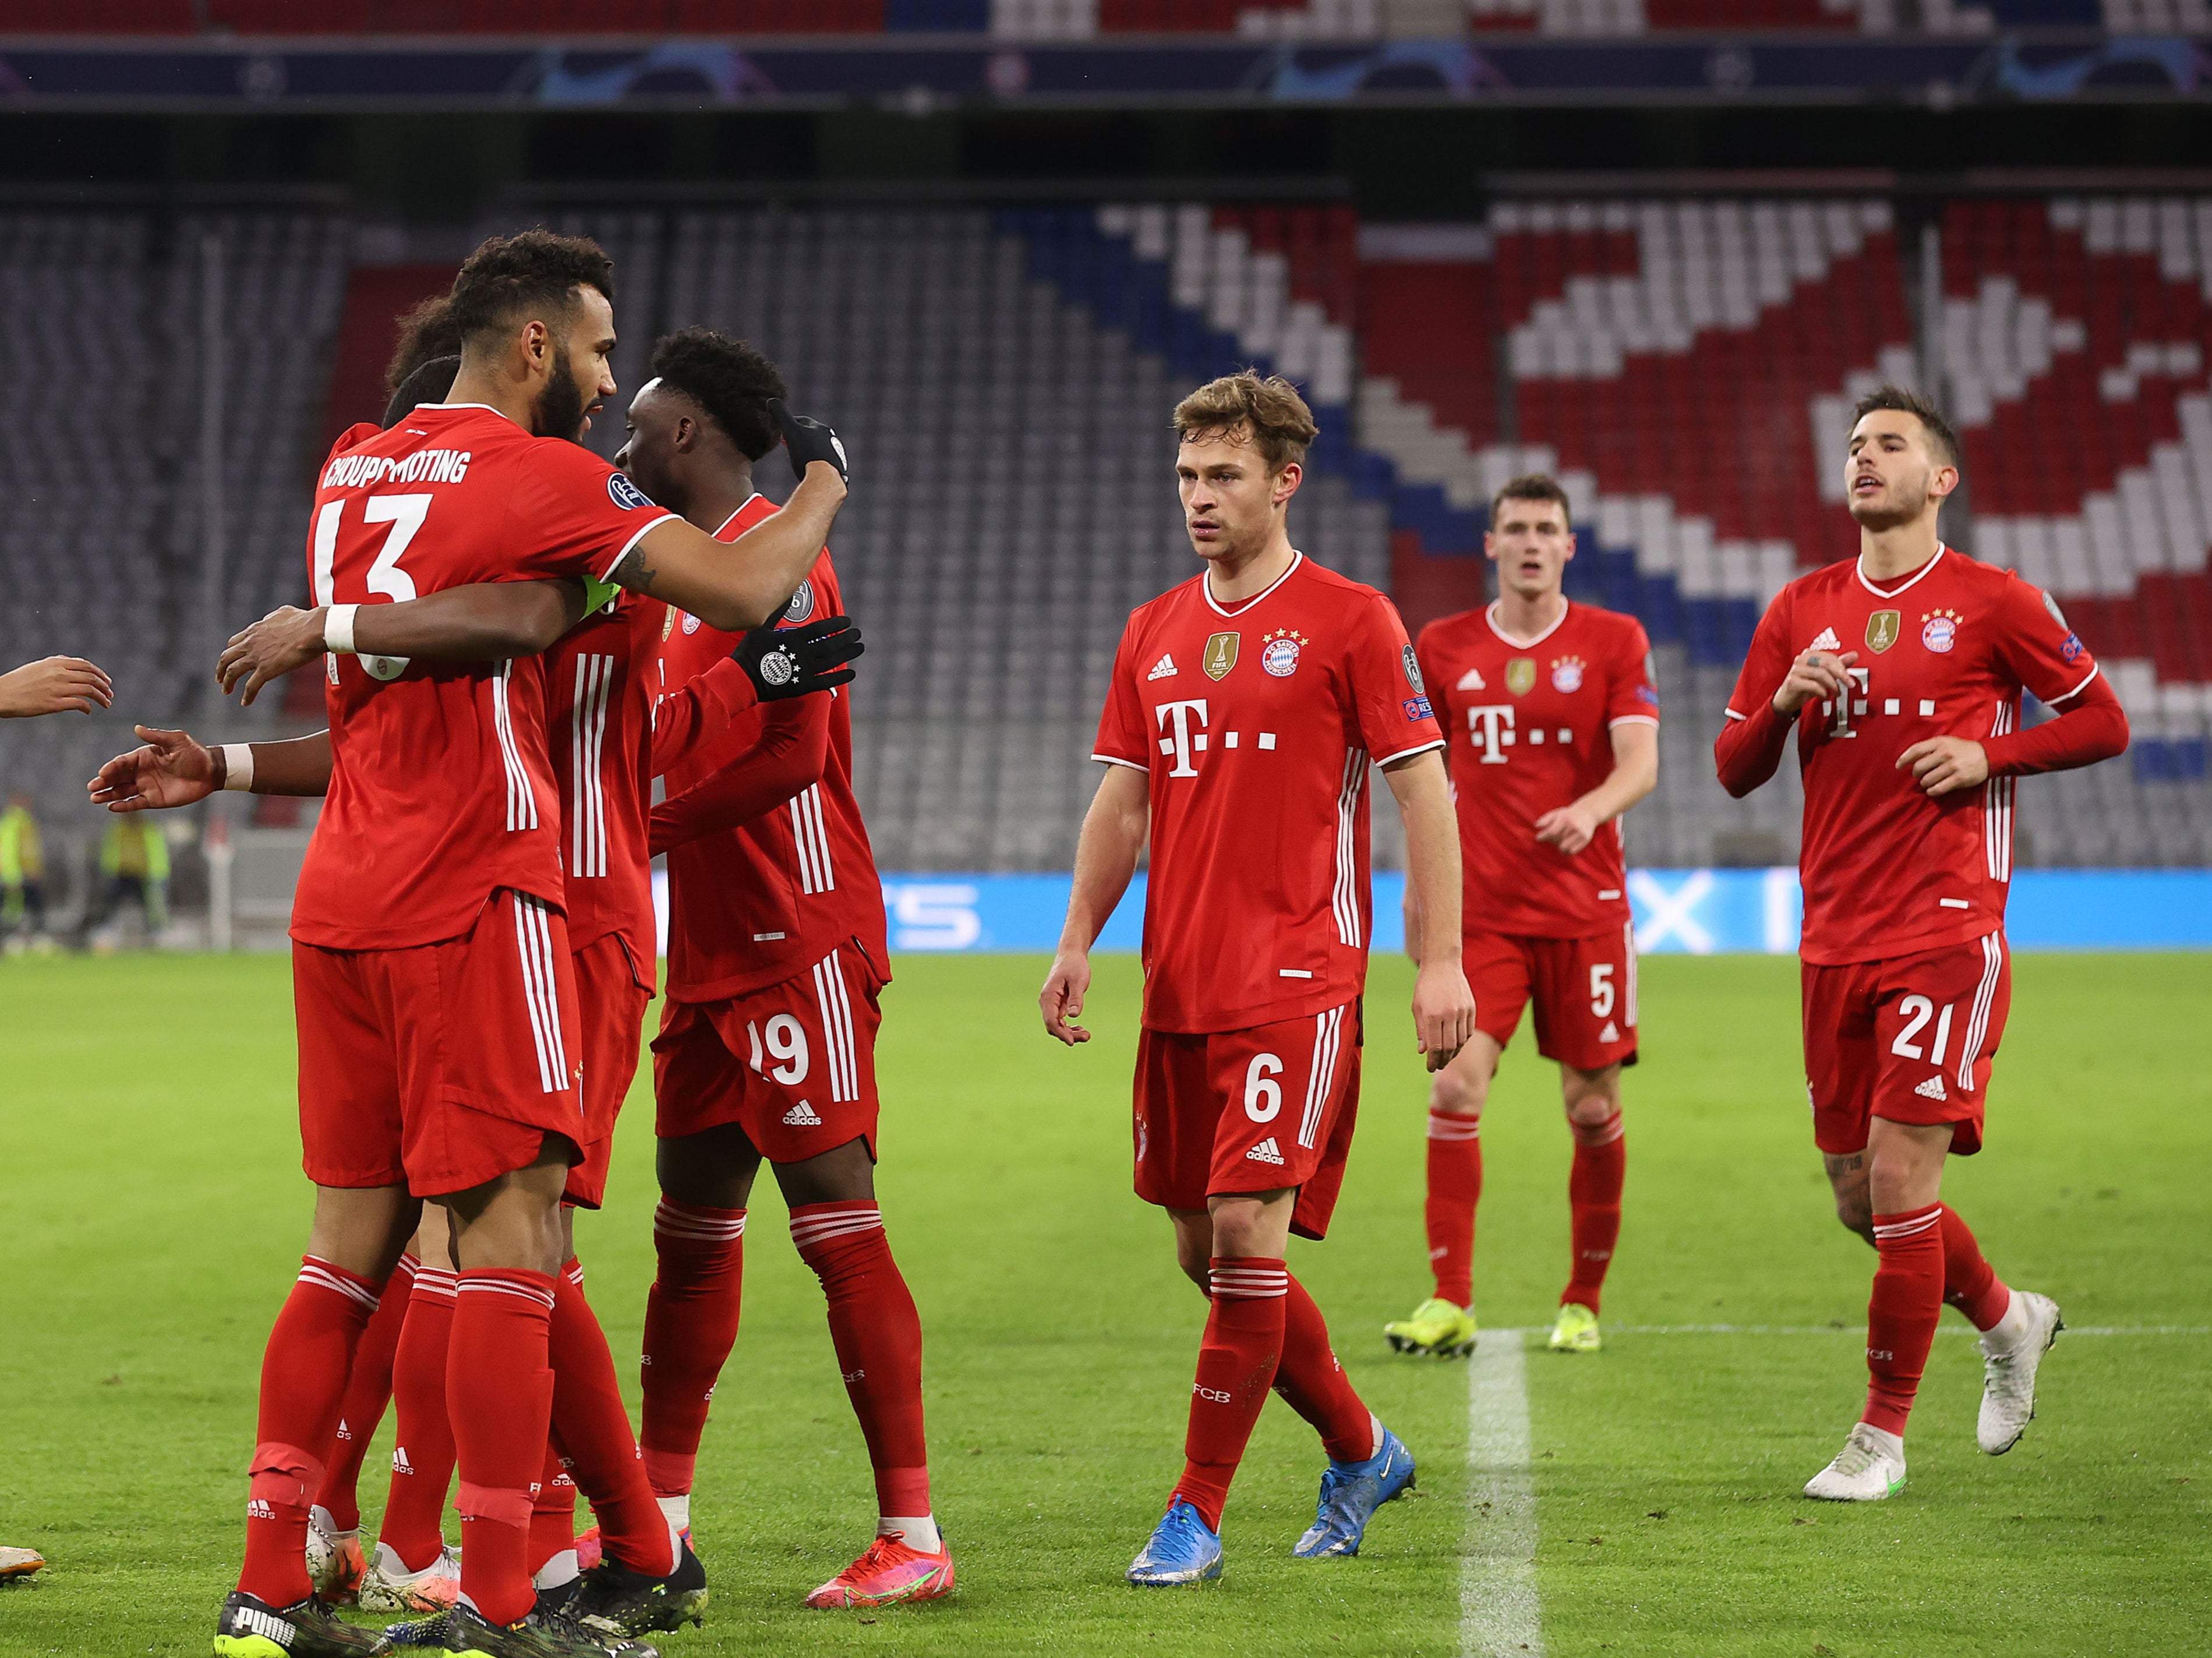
[1803,1423,1907,1501]
[356,1540,462,1614]
[1977,1291,2063,1455]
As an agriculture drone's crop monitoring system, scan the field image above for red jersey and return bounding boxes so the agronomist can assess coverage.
[545,592,668,984]
[291,403,674,951]
[653,494,887,1003]
[1720,545,2103,966]
[1418,600,1658,939]
[1092,553,1443,1034]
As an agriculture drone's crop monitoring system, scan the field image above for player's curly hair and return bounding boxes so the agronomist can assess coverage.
[385,294,462,397]
[1852,384,1961,470]
[646,327,789,462]
[446,229,616,352]
[1172,370,1317,472]
[383,355,458,429]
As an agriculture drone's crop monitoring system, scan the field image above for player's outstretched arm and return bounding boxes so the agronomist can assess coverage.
[1536,720,1659,854]
[609,405,849,634]
[90,727,333,812]
[1385,749,1476,1073]
[1041,763,1149,1047]
[0,656,113,719]
[650,697,830,857]
[217,581,590,706]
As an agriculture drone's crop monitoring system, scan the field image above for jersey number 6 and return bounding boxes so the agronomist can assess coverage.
[1244,1053,1284,1123]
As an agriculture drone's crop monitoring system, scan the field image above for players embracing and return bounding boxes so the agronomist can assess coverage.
[1041,371,1477,1585]
[1385,475,1659,1362]
[1718,387,2128,1500]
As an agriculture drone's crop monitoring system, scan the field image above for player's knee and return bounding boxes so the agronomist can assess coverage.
[1429,1067,1486,1119]
[1832,1191,1875,1241]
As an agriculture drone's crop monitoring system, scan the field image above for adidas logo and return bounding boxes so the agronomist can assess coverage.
[1810,627,1842,653]
[782,1100,822,1126]
[1914,1075,1948,1101]
[1457,667,1486,690]
[1599,1020,1620,1043]
[391,1447,415,1477]
[1246,1137,1286,1165]
[335,1419,354,1442]
[1147,653,1178,681]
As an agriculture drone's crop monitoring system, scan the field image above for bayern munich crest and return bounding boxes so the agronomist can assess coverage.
[1921,609,1960,653]
[1551,655,1585,693]
[1261,628,1307,677]
[683,613,701,635]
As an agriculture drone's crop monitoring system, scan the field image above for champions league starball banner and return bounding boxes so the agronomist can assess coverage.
[649,869,2212,958]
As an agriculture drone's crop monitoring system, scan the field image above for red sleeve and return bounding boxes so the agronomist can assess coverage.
[1606,618,1660,729]
[649,657,758,777]
[1983,670,2129,777]
[1091,616,1150,770]
[648,695,829,857]
[504,445,675,584]
[1349,592,1444,763]
[325,423,381,465]
[1715,588,1797,797]
[1992,576,2106,713]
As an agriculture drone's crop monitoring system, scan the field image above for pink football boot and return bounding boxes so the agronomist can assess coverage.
[803,1533,955,1609]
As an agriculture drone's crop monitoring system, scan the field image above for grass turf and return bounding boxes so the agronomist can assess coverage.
[0,949,2204,1656]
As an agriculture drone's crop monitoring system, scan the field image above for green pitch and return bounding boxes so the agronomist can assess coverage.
[1,950,2206,1657]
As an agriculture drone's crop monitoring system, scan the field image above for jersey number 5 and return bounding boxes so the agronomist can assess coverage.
[312,493,435,683]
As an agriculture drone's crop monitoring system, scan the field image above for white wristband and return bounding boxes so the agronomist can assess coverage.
[325,603,359,655]
[221,743,256,793]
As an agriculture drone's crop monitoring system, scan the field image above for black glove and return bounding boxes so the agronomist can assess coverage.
[768,397,849,485]
[733,614,864,702]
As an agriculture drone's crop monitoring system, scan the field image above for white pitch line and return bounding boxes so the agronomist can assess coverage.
[1601,1335,2203,1344]
[1461,1328,1542,1658]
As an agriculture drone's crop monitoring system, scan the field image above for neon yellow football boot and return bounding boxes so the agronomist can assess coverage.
[1546,1303,1601,1353]
[1383,1297,1478,1357]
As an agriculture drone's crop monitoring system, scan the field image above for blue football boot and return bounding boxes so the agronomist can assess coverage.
[1293,1426,1417,1558]
[1126,1498,1224,1586]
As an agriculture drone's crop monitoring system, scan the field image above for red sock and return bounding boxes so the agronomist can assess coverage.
[549,1258,674,1578]
[1172,1258,1288,1533]
[378,1267,458,1575]
[789,1202,931,1521]
[450,1270,557,1629]
[528,1438,579,1584]
[1939,1205,2012,1331]
[1273,1275,1376,1464]
[639,1199,746,1498]
[1864,1205,1946,1437]
[316,1253,416,1533]
[1424,1112,1482,1309]
[237,1257,383,1608]
[1564,1112,1626,1314]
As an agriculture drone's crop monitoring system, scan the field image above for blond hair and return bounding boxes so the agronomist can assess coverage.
[1171,370,1318,472]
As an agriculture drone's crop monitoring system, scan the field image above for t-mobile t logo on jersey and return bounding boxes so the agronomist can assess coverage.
[1466,705,1517,764]
[1156,699,1210,777]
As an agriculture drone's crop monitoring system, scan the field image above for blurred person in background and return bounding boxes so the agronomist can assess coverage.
[1,791,51,950]
[95,814,171,944]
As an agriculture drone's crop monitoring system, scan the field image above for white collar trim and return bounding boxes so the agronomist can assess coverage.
[1204,550,1303,618]
[710,494,764,540]
[1857,542,1948,599]
[1485,598,1570,649]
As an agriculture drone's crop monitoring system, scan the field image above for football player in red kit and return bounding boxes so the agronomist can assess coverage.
[612,329,950,1611]
[102,322,858,1648]
[118,229,851,1658]
[1041,372,1476,1585]
[1385,475,1658,1362]
[1716,387,2129,1501]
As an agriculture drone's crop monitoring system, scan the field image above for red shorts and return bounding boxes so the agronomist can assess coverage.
[1801,930,2011,1158]
[1465,922,1639,1073]
[294,889,586,1199]
[1132,1001,1362,1242]
[651,941,884,1165]
[566,934,652,1209]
